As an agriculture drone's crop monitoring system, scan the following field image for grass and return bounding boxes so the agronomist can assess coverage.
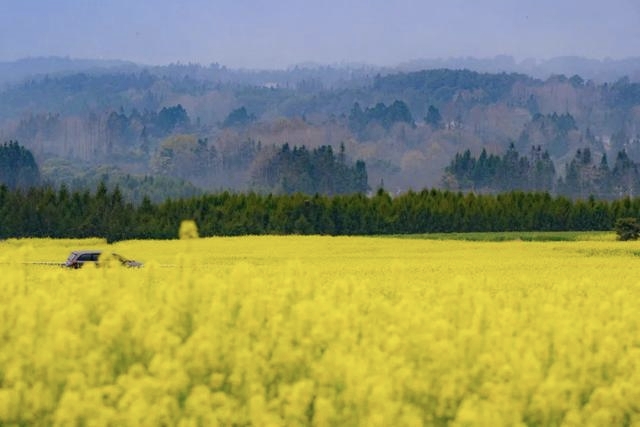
[389,231,616,242]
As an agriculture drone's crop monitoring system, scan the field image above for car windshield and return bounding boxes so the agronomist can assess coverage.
[66,253,78,263]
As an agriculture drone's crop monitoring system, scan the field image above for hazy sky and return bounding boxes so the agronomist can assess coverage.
[1,0,639,69]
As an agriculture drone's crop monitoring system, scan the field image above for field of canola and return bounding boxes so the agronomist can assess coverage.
[1,235,640,426]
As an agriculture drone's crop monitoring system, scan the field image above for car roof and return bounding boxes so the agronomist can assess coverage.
[71,250,102,255]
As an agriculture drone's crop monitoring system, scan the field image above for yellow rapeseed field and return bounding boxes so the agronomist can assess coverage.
[1,235,640,426]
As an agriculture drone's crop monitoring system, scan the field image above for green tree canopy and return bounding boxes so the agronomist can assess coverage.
[0,141,41,190]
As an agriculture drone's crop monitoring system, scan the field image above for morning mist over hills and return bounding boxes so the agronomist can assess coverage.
[1,0,639,201]
[2,55,640,86]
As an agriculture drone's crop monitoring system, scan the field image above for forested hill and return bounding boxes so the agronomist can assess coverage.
[1,61,640,199]
[373,69,534,104]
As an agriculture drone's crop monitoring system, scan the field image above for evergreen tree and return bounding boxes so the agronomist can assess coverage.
[529,146,556,192]
[155,105,190,135]
[0,141,41,190]
[222,106,256,128]
[425,105,443,129]
[251,144,368,195]
[612,150,639,198]
[348,100,414,133]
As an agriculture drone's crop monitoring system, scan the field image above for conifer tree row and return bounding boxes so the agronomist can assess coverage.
[2,184,639,241]
[443,145,640,200]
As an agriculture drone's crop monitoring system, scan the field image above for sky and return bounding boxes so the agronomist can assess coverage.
[1,0,639,69]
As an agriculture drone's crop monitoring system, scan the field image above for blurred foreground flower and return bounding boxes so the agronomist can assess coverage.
[179,220,199,240]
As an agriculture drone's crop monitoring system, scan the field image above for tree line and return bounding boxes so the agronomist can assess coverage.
[2,140,369,200]
[443,144,640,200]
[443,144,556,193]
[2,183,639,241]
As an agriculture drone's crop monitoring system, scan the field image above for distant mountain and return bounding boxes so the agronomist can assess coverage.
[397,55,640,83]
[3,55,640,89]
[0,57,139,86]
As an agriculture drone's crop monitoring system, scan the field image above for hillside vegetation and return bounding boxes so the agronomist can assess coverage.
[1,63,640,198]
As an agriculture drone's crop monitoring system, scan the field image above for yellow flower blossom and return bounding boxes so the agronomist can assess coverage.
[1,235,639,425]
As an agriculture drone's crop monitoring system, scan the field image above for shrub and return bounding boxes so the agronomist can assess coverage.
[614,217,640,240]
